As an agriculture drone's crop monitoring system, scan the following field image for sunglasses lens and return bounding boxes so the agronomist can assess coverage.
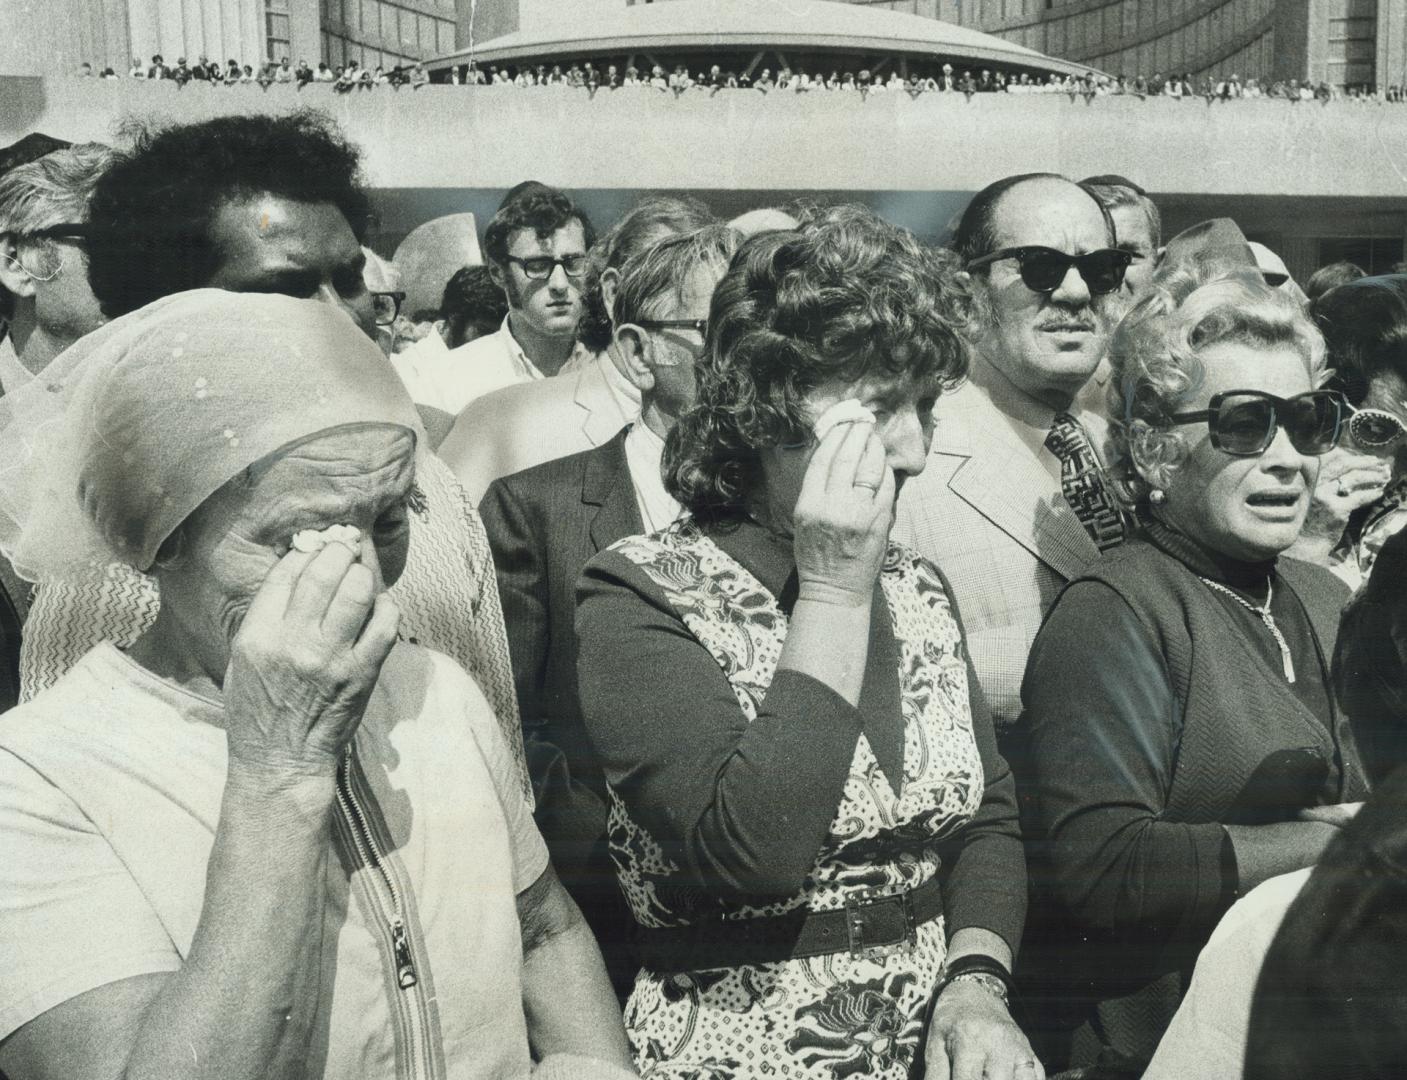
[1284,393,1341,454]
[1349,409,1405,447]
[1081,252,1128,295]
[1214,395,1276,454]
[1019,252,1070,293]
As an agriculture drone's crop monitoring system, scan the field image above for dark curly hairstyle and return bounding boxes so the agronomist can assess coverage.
[439,263,508,348]
[665,205,970,525]
[481,184,596,268]
[85,111,372,318]
[1311,274,1407,405]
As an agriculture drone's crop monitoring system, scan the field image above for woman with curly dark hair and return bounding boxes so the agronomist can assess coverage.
[575,206,1040,1079]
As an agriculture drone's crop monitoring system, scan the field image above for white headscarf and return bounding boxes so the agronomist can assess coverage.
[0,289,420,580]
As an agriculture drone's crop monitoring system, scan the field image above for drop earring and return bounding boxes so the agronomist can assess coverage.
[1149,488,1166,506]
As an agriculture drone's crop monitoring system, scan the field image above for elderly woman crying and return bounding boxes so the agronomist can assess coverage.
[1019,262,1371,1070]
[0,291,634,1080]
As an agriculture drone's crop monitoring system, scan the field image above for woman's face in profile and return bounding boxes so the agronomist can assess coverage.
[1153,340,1319,562]
[764,367,940,517]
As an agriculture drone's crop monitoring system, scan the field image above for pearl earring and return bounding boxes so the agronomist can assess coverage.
[1149,488,1166,506]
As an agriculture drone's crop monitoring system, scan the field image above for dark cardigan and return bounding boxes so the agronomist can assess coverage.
[1017,534,1370,1067]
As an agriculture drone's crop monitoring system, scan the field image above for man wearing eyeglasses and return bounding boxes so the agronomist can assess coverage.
[397,184,596,418]
[478,225,738,996]
[0,142,112,392]
[896,172,1129,736]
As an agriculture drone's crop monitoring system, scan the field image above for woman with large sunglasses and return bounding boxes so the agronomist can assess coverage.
[1017,264,1370,1071]
[1299,275,1407,591]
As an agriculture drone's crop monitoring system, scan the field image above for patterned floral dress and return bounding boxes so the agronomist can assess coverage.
[602,521,989,1080]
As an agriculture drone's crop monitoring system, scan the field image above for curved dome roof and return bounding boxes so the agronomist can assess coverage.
[430,0,1096,77]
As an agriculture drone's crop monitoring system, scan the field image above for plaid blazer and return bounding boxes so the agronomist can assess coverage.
[894,379,1103,731]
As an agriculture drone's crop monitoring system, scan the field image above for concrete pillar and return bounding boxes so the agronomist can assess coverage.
[289,0,322,64]
[1378,0,1407,88]
[181,0,205,58]
[127,0,162,67]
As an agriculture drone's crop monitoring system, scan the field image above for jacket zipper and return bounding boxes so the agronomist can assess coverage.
[335,746,432,1077]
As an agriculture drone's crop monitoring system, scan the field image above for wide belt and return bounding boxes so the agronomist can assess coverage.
[637,876,943,974]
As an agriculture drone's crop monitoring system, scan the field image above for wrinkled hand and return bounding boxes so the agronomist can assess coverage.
[926,981,1044,1080]
[223,543,401,780]
[791,421,894,606]
[1299,802,1364,828]
[1303,448,1393,541]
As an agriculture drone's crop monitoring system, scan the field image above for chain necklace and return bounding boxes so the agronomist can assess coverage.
[1198,576,1295,684]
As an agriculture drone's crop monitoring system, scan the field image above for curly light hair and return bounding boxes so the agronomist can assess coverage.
[664,204,970,525]
[1106,263,1327,510]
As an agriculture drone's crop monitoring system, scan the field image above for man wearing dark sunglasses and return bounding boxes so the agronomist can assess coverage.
[896,172,1127,733]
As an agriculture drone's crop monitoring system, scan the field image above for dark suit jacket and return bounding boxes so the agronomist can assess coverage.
[478,429,643,878]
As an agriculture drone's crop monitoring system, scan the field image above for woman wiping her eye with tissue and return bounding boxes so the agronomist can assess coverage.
[575,206,1042,1080]
[0,291,635,1080]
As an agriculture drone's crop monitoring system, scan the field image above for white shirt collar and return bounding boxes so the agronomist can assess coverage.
[623,420,683,533]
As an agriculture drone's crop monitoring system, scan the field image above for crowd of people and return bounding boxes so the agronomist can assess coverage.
[77,53,430,90]
[71,54,1402,102]
[0,108,1405,1080]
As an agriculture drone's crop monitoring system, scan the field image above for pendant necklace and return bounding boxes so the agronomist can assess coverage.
[1198,575,1295,684]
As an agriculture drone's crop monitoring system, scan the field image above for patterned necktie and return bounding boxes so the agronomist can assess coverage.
[1044,412,1126,552]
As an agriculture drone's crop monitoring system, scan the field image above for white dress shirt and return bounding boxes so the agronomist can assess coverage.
[391,317,592,417]
[623,421,683,533]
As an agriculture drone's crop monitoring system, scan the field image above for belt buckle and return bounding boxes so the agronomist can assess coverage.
[844,885,917,960]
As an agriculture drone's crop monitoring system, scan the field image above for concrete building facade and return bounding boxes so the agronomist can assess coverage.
[0,0,321,75]
[0,0,467,77]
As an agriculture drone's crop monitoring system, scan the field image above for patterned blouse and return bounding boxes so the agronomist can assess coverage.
[576,519,1023,1080]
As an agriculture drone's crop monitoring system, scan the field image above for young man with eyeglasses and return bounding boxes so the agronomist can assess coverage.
[895,172,1129,735]
[398,184,597,418]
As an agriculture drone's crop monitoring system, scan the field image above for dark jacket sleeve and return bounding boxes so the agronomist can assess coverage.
[1334,525,1407,785]
[934,566,1027,958]
[1023,581,1231,941]
[479,475,609,866]
[575,549,865,903]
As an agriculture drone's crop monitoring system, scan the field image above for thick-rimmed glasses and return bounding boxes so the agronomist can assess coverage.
[1345,402,1407,448]
[966,245,1132,296]
[371,290,405,327]
[504,253,588,280]
[1170,389,1344,456]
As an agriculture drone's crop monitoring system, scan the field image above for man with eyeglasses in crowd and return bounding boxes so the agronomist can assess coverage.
[479,224,739,996]
[895,173,1132,739]
[396,183,596,417]
[0,141,112,391]
[0,139,114,714]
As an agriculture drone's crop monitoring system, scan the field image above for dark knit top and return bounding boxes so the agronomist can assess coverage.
[1018,522,1370,1064]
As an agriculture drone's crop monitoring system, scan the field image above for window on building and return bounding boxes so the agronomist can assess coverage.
[266,1,291,62]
